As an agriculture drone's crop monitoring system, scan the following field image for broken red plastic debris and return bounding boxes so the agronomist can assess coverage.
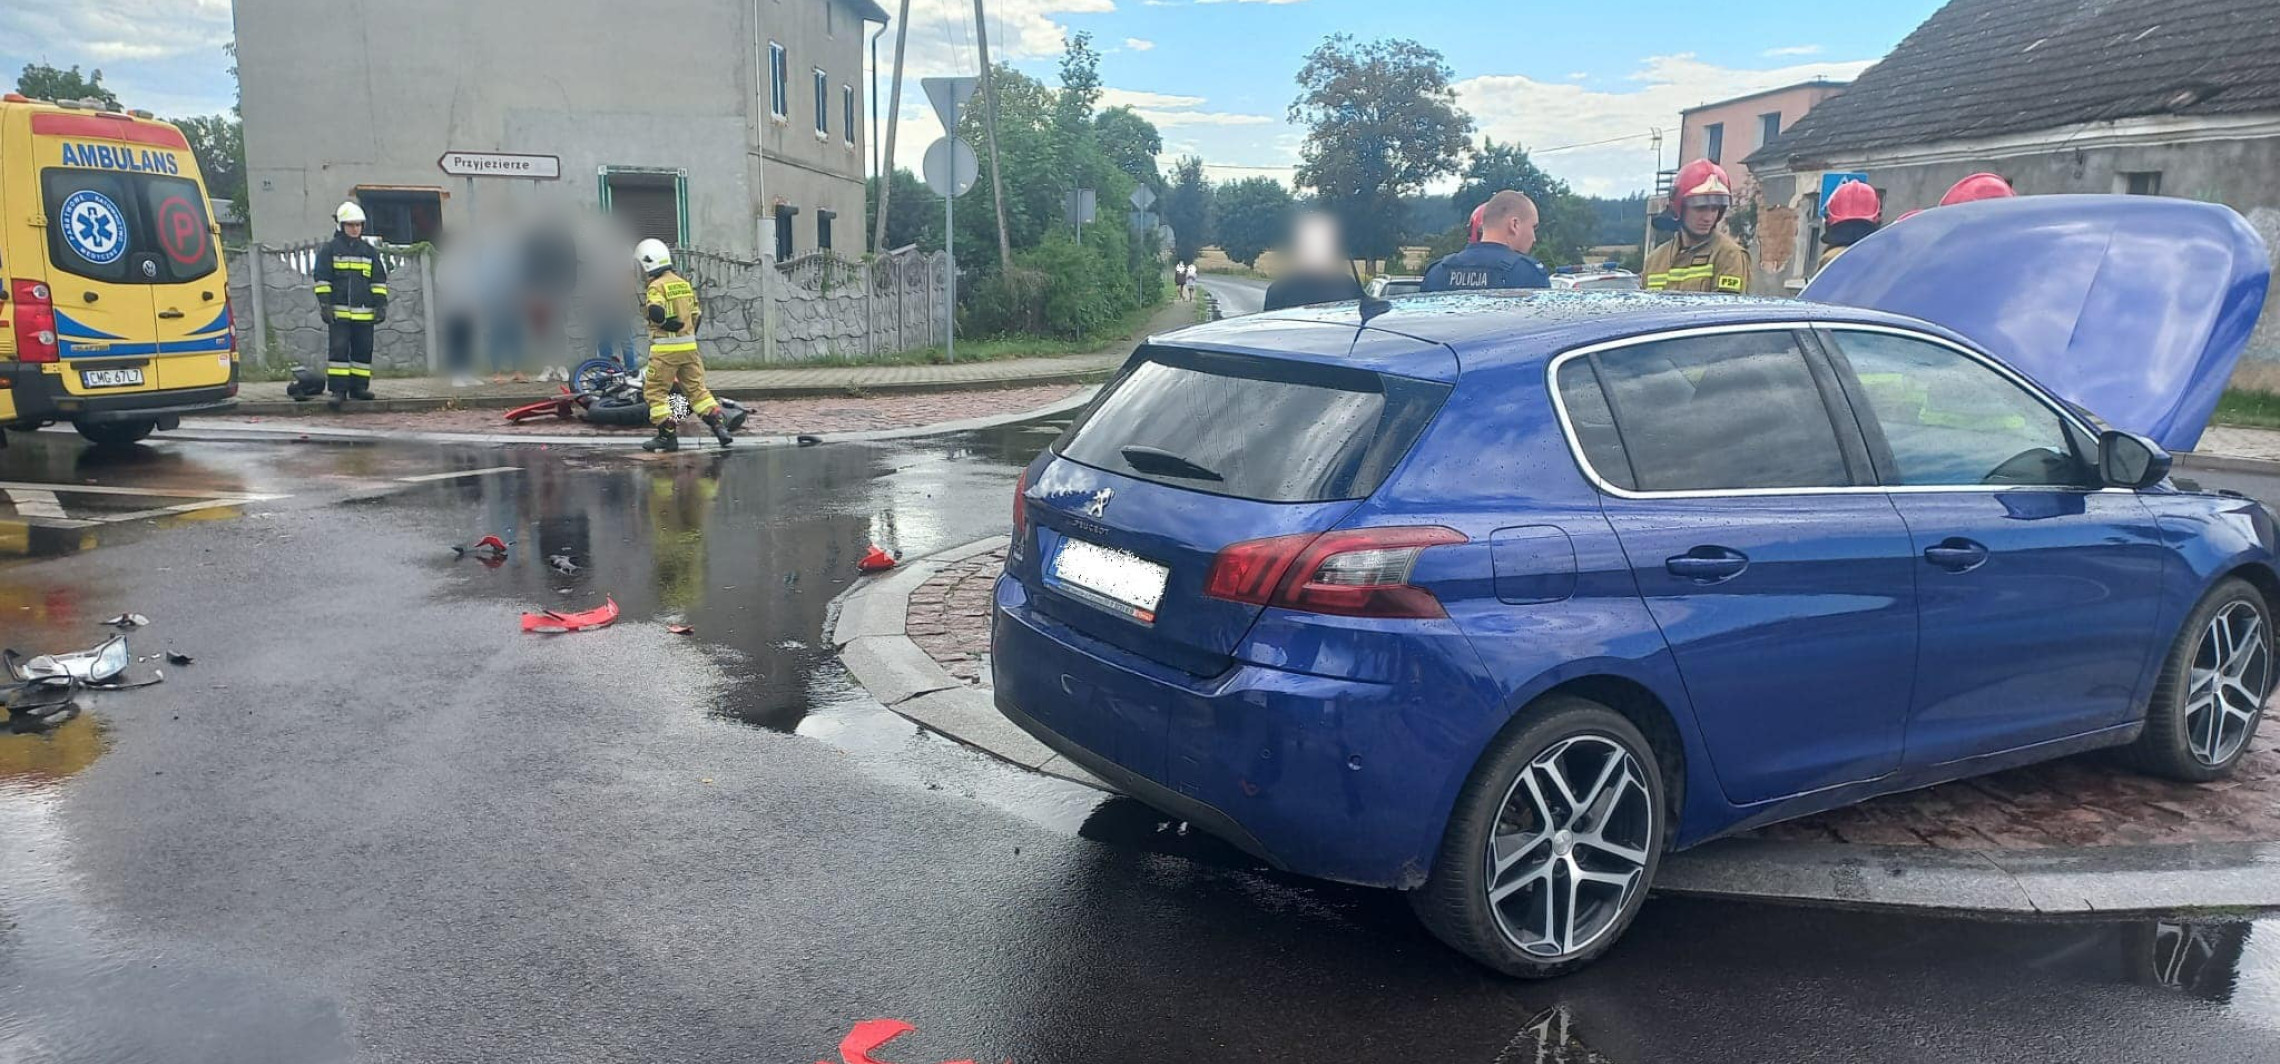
[666,624,693,635]
[857,545,899,572]
[503,400,560,423]
[520,597,619,633]
[820,1019,979,1064]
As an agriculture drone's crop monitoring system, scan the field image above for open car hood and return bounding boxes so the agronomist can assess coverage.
[1804,194,2270,451]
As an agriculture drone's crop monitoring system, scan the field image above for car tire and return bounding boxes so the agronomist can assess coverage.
[1409,695,1668,978]
[2124,578,2272,782]
[74,420,157,447]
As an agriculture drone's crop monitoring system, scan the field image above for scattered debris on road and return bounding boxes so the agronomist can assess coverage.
[100,613,151,629]
[520,597,620,633]
[166,652,195,667]
[548,552,581,575]
[452,535,511,563]
[666,624,694,635]
[857,545,900,572]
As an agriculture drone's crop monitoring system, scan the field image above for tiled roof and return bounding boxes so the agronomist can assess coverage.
[1747,0,2280,167]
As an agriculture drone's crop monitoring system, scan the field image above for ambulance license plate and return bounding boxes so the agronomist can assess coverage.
[81,368,144,388]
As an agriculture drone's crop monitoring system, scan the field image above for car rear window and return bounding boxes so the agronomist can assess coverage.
[42,168,218,285]
[1055,347,1450,502]
[1559,330,1852,493]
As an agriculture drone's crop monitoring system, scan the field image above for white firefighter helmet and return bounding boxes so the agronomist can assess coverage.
[635,238,673,274]
[335,201,367,226]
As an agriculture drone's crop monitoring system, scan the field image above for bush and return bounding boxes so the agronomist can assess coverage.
[965,227,1146,340]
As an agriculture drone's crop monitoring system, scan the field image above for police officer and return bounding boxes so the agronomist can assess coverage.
[1644,160,1751,294]
[1421,191,1551,293]
[1816,179,1881,275]
[311,201,388,407]
[635,239,733,452]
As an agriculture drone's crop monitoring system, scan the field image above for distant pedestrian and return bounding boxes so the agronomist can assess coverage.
[1420,191,1551,293]
[1262,212,1363,311]
[1643,159,1751,294]
[1816,180,1882,275]
[1182,262,1198,301]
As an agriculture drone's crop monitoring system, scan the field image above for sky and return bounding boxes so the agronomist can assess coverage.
[0,0,1949,197]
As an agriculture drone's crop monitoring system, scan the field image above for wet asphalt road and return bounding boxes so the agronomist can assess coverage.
[1195,274,1268,318]
[4,427,2280,1063]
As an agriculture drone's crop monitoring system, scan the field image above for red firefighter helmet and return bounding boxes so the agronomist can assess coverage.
[1824,180,1880,225]
[1468,202,1487,243]
[1938,172,2015,206]
[1671,159,1735,214]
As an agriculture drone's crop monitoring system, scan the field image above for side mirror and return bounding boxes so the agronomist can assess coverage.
[2099,430,2171,490]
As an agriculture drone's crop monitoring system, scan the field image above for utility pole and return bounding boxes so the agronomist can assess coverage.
[973,0,1013,269]
[870,24,887,196]
[872,0,913,254]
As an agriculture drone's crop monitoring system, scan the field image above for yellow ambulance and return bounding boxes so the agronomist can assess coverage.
[0,92,236,446]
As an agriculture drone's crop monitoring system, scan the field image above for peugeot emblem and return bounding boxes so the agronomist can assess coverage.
[1081,488,1114,519]
[140,259,159,279]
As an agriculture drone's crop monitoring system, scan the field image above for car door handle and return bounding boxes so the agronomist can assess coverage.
[1923,538,1991,572]
[157,309,186,319]
[1665,547,1749,582]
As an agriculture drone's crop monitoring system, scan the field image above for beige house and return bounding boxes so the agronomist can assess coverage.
[1674,79,1849,198]
[235,0,887,258]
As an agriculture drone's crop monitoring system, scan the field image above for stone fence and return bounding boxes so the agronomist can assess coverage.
[227,242,951,373]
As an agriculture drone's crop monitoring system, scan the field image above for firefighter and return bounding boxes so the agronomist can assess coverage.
[1644,160,1751,294]
[1939,172,2015,206]
[310,201,388,407]
[1421,191,1552,293]
[634,239,733,452]
[1816,179,1882,274]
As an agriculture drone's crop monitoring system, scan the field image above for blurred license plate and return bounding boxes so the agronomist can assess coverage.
[1050,538,1169,624]
[81,368,144,388]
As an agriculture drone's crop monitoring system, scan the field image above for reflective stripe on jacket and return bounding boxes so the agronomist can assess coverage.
[645,270,701,353]
[313,232,390,320]
[1643,232,1750,294]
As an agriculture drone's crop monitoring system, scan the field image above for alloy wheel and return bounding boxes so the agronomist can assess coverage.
[2186,601,2270,766]
[1483,734,1656,959]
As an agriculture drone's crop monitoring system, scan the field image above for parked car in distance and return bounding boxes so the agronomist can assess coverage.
[1366,275,1424,299]
[992,195,2274,977]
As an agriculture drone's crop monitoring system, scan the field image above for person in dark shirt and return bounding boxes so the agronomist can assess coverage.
[1263,212,1364,311]
[1421,190,1551,293]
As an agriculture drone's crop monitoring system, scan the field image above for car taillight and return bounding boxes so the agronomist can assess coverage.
[1013,468,1030,538]
[10,279,58,363]
[1205,526,1466,619]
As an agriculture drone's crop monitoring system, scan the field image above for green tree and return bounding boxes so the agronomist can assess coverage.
[17,62,119,107]
[866,169,940,252]
[1053,31,1105,176]
[1451,138,1594,266]
[1164,156,1212,262]
[1212,177,1292,267]
[175,114,245,217]
[1289,36,1472,261]
[1094,106,1163,190]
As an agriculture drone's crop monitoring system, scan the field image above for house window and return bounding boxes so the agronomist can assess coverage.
[601,169,686,247]
[768,42,788,119]
[775,204,798,260]
[2122,170,2163,196]
[843,85,856,146]
[353,187,445,244]
[1758,112,1782,149]
[818,208,835,251]
[1704,123,1724,164]
[814,69,829,135]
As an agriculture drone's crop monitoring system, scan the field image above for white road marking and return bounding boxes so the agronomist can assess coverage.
[0,480,271,502]
[394,466,523,483]
[91,498,284,524]
[3,489,68,520]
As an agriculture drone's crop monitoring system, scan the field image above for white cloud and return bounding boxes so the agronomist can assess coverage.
[0,1,232,65]
[1125,38,1155,51]
[1101,88,1208,109]
[1455,51,1874,196]
[1196,0,1313,5]
[1098,87,1271,130]
[1567,72,1589,80]
[1763,44,1824,57]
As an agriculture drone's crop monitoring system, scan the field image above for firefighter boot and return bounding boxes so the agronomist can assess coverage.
[642,421,680,453]
[702,411,734,448]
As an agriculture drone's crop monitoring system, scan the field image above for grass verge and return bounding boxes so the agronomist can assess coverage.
[2212,389,2280,430]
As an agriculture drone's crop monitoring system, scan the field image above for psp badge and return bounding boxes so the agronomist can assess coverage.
[61,189,128,266]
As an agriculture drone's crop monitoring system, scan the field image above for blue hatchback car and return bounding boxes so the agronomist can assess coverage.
[992,195,2276,976]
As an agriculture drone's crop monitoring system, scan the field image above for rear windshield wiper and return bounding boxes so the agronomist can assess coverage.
[1120,445,1225,482]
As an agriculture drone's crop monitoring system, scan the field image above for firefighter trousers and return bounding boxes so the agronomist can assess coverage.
[326,322,375,397]
[643,349,721,425]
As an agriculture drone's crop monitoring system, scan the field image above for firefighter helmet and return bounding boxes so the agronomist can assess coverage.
[1468,202,1487,243]
[1672,159,1735,213]
[1939,172,2015,206]
[334,201,367,226]
[635,238,673,275]
[1824,180,1881,225]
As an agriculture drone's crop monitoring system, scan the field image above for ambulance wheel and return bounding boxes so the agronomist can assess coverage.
[75,420,157,447]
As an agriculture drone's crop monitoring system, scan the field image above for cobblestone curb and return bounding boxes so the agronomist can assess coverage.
[824,536,1108,789]
[840,543,2280,914]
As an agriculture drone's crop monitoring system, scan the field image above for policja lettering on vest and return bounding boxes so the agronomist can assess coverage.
[1421,190,1551,294]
